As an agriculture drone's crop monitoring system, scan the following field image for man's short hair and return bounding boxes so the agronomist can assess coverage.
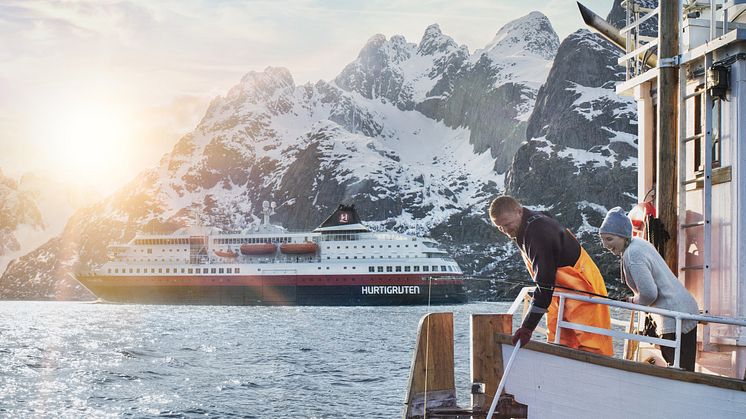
[489,196,522,220]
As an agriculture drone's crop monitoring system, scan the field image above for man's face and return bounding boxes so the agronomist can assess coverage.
[491,208,523,239]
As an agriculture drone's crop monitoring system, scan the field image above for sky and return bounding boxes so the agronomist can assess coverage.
[0,0,612,194]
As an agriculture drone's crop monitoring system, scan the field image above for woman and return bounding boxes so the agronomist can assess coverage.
[599,207,700,371]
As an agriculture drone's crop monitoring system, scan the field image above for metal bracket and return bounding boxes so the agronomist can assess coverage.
[659,56,680,68]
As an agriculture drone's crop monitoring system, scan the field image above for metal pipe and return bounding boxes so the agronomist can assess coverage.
[577,1,658,68]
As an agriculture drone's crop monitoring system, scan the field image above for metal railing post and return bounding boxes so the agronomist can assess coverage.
[555,295,566,344]
[674,317,682,368]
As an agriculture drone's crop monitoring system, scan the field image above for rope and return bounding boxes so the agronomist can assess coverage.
[463,275,623,301]
[422,275,433,417]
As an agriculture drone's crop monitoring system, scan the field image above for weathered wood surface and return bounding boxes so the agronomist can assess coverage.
[471,314,512,410]
[402,312,456,418]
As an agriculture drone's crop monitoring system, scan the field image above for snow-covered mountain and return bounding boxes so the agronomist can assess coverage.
[0,7,639,301]
[0,169,97,275]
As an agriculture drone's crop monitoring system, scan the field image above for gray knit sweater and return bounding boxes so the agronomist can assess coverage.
[622,238,700,335]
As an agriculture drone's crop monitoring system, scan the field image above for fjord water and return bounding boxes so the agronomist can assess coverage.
[0,301,510,418]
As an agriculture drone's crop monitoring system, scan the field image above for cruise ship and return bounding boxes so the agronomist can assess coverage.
[75,204,466,305]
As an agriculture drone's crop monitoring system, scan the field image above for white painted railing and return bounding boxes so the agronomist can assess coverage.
[508,286,746,369]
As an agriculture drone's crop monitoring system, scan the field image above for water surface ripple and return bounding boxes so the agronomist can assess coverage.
[0,301,511,418]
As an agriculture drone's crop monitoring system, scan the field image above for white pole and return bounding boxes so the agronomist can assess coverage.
[486,341,522,419]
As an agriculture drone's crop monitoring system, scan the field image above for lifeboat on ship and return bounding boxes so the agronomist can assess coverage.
[279,242,319,254]
[239,243,276,255]
[213,249,238,258]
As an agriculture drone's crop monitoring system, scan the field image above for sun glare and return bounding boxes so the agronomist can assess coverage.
[35,101,135,190]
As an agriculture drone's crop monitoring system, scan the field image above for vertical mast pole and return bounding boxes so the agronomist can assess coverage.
[657,0,680,274]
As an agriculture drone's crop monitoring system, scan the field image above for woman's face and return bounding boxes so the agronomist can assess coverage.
[600,233,627,256]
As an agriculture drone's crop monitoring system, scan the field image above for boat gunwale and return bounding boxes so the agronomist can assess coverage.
[494,333,746,392]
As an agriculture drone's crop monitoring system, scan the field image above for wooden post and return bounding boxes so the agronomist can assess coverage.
[471,314,513,411]
[657,0,680,274]
[402,312,456,418]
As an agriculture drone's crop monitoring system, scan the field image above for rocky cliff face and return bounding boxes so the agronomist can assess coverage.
[505,28,638,290]
[0,169,43,267]
[1,8,638,301]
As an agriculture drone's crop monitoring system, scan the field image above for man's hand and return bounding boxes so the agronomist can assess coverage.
[512,327,533,346]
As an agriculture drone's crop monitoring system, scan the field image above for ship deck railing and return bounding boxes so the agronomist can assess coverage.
[508,286,746,369]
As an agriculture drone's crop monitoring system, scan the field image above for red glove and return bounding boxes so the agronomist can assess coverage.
[512,327,533,346]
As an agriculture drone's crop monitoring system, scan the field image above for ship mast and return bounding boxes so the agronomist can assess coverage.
[657,0,680,273]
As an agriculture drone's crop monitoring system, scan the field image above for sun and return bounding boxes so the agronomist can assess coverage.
[36,101,135,189]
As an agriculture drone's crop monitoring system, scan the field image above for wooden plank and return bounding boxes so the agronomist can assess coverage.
[471,314,512,411]
[493,333,746,392]
[403,312,456,418]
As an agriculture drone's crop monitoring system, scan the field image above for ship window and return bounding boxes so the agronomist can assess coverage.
[136,268,141,273]
[196,268,201,274]
[211,268,217,274]
[395,266,402,272]
[353,256,357,259]
[423,266,429,272]
[388,245,391,248]
[345,256,349,259]
[129,268,133,273]
[166,268,170,273]
[235,268,240,273]
[396,245,400,248]
[327,257,330,259]
[440,265,446,271]
[219,268,224,274]
[386,266,393,272]
[158,268,163,273]
[414,266,420,272]
[180,268,184,273]
[227,268,232,274]
[377,266,383,272]
[380,245,383,248]
[147,249,152,254]
[352,266,356,269]
[447,266,453,272]
[318,267,322,270]
[188,268,193,274]
[414,245,418,248]
[114,268,118,273]
[405,266,411,272]
[344,266,347,269]
[353,246,357,249]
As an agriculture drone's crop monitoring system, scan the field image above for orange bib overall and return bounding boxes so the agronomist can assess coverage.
[522,245,614,356]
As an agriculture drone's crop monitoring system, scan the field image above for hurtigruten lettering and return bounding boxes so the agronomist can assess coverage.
[361,285,421,295]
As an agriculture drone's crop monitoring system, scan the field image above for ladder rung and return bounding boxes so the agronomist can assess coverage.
[619,6,660,35]
[684,91,704,100]
[682,178,699,186]
[682,133,704,143]
[681,265,704,271]
[681,221,705,229]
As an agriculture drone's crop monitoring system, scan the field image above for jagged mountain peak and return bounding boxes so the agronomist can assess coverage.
[356,33,416,65]
[418,23,461,56]
[482,11,559,60]
[233,66,295,97]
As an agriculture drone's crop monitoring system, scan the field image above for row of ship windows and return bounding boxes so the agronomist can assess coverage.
[110,267,242,274]
[214,237,292,244]
[367,265,450,273]
[134,239,189,245]
[108,264,454,274]
[325,244,417,249]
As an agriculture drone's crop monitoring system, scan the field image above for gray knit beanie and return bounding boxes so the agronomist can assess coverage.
[599,207,632,239]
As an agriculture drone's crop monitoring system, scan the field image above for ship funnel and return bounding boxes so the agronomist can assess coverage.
[577,1,658,68]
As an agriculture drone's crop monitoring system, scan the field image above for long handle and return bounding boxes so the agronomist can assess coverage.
[486,341,521,419]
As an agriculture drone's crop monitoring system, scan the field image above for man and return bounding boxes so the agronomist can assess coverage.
[489,195,613,356]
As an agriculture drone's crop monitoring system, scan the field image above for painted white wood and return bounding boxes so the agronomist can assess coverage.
[501,344,746,419]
